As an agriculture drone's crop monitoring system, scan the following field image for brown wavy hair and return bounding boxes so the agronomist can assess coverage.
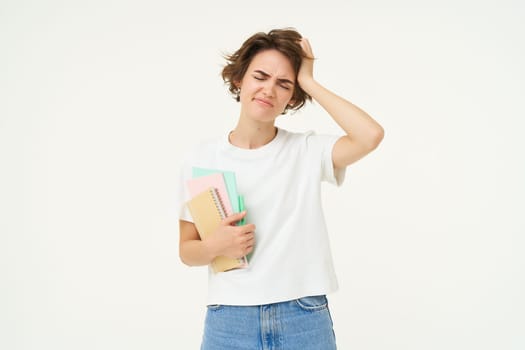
[221,28,312,113]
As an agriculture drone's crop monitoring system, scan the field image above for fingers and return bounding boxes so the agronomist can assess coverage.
[236,227,255,257]
[238,223,256,234]
[299,38,314,59]
[222,212,256,234]
[242,234,255,256]
[217,211,256,258]
[222,211,247,226]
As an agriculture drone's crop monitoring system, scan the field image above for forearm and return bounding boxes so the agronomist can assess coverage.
[179,239,217,266]
[301,78,384,148]
[178,213,254,267]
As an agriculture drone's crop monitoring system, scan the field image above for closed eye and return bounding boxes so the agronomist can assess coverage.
[252,70,294,90]
[277,78,294,90]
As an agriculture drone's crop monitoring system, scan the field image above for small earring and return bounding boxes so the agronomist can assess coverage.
[235,88,241,102]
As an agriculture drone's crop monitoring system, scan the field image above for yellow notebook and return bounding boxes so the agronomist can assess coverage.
[186,187,245,273]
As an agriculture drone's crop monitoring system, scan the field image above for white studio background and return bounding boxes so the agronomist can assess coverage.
[1,0,524,349]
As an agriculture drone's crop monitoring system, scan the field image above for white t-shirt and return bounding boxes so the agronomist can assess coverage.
[176,127,346,306]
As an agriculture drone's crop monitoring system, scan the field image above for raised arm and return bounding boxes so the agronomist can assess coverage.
[297,38,384,169]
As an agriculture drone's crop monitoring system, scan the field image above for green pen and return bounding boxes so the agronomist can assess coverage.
[237,195,245,225]
[238,194,253,263]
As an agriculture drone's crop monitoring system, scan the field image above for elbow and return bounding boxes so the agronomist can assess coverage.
[179,253,200,267]
[374,125,385,148]
[179,251,190,267]
[179,241,211,267]
[365,125,384,151]
[178,246,194,267]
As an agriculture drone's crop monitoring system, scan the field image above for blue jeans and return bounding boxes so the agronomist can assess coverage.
[201,295,337,350]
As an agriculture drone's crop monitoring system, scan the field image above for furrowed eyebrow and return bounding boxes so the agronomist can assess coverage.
[278,78,294,86]
[254,70,294,86]
[254,70,271,77]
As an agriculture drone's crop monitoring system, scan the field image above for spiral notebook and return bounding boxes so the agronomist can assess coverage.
[186,173,234,217]
[186,187,247,273]
[192,168,240,213]
[192,167,246,225]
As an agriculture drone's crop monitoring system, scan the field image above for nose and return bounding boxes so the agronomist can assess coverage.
[262,80,275,98]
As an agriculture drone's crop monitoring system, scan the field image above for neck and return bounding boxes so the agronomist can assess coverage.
[229,118,277,149]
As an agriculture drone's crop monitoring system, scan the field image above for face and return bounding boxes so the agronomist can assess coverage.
[237,49,296,122]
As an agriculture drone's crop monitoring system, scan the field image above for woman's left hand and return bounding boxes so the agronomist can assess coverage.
[297,38,315,88]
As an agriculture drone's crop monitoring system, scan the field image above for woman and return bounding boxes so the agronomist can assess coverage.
[177,28,384,349]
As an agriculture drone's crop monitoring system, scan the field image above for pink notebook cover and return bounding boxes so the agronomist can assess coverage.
[186,173,233,217]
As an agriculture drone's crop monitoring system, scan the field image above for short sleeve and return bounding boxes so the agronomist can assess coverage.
[305,132,346,186]
[175,158,194,223]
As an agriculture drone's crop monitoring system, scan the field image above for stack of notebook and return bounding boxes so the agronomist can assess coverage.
[186,167,248,273]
